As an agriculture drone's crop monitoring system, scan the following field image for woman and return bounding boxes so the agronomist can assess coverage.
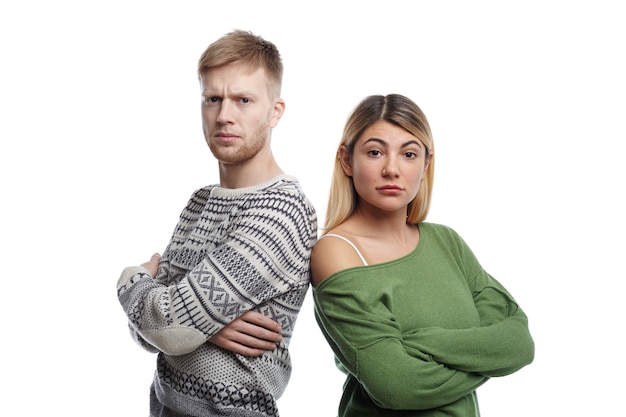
[311,94,534,416]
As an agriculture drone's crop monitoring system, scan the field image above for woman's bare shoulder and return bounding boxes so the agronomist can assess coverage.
[311,230,366,287]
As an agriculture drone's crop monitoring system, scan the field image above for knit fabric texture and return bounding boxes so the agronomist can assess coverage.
[313,222,534,417]
[118,175,318,417]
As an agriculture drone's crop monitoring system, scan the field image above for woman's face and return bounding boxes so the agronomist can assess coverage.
[340,120,430,215]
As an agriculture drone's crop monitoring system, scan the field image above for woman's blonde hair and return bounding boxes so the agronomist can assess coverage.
[323,94,435,233]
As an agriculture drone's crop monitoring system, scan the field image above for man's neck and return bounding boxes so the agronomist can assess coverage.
[218,158,284,189]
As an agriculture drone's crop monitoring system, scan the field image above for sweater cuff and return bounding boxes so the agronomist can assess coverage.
[117,265,151,289]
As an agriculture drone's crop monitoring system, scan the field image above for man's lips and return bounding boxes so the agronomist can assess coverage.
[214,133,239,143]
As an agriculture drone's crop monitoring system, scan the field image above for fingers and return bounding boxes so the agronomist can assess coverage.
[229,312,283,345]
[209,332,267,357]
[208,312,284,356]
[240,311,282,337]
[209,325,278,356]
[140,252,161,277]
[227,328,279,350]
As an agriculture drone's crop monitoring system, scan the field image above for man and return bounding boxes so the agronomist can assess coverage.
[117,30,317,417]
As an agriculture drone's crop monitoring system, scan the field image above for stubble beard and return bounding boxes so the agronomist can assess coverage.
[209,122,270,165]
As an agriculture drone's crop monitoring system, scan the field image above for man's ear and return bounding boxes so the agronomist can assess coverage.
[269,98,285,128]
[338,145,353,176]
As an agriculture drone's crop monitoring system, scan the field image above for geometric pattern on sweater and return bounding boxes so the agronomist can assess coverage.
[155,180,316,330]
[119,175,317,416]
[157,353,283,416]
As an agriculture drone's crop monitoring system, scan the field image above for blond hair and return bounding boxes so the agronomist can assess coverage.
[323,94,435,233]
[197,29,283,97]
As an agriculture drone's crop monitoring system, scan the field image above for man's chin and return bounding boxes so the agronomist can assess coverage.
[212,151,251,166]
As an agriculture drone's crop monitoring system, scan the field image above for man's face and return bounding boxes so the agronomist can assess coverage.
[199,62,283,166]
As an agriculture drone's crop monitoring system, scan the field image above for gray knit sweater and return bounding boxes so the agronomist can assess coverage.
[117,175,318,416]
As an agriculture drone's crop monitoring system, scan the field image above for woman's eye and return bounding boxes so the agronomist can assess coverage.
[368,150,382,157]
[404,151,417,159]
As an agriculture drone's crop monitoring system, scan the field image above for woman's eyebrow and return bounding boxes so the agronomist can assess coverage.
[402,139,423,148]
[363,137,386,146]
[363,138,423,148]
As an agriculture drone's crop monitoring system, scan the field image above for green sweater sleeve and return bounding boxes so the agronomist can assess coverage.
[402,269,535,377]
[313,283,487,410]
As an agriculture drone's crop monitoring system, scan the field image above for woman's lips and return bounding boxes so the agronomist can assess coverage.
[377,185,404,195]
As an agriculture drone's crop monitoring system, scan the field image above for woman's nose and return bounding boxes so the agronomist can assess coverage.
[382,161,399,177]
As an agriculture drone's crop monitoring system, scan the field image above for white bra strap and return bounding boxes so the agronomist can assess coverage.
[320,233,368,266]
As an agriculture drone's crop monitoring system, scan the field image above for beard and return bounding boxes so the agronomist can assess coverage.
[208,121,271,165]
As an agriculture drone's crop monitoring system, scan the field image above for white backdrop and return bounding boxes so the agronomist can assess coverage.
[1,1,624,415]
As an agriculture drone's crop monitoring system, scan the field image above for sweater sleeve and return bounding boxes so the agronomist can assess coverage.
[118,266,161,354]
[117,189,315,356]
[313,283,488,410]
[402,237,535,377]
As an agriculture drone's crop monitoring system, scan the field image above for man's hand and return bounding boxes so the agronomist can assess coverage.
[209,311,283,356]
[140,253,161,277]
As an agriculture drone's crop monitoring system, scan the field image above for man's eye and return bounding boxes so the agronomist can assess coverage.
[204,97,220,104]
[240,98,250,104]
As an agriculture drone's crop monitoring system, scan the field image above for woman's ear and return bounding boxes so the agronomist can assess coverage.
[338,145,353,176]
[423,152,433,174]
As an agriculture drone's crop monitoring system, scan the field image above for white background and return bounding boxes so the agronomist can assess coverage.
[1,1,624,415]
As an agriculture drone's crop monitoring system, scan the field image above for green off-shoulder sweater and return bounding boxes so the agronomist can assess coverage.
[313,222,534,417]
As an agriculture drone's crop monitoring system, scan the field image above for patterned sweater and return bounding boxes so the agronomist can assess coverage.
[117,175,318,417]
[313,222,534,416]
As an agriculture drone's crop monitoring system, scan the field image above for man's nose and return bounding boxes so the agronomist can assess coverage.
[216,100,234,124]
